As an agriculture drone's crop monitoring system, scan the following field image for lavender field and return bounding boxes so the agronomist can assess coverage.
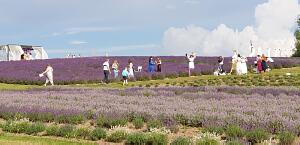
[0,56,299,84]
[1,86,300,133]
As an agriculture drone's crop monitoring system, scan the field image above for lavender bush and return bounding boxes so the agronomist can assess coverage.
[0,56,299,84]
[0,86,300,133]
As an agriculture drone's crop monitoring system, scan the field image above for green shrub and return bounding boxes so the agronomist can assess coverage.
[55,115,85,124]
[125,132,147,145]
[171,136,192,145]
[147,120,163,130]
[174,114,188,125]
[188,115,203,127]
[202,126,224,135]
[74,128,91,139]
[133,117,144,129]
[226,140,244,145]
[225,125,244,140]
[25,122,46,135]
[246,128,269,144]
[111,118,128,127]
[278,131,295,145]
[195,137,218,145]
[27,113,55,122]
[146,132,168,145]
[89,128,107,141]
[57,124,75,138]
[46,125,59,136]
[2,120,30,134]
[106,130,128,143]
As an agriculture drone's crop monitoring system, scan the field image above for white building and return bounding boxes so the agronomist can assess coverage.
[0,44,48,61]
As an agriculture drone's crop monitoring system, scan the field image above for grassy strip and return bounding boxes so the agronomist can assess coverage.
[0,67,299,90]
[0,133,96,145]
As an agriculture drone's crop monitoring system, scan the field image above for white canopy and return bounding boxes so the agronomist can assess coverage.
[0,44,48,61]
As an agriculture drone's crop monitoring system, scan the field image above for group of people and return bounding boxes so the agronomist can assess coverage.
[255,54,272,73]
[39,52,274,86]
[102,57,163,85]
[228,53,248,75]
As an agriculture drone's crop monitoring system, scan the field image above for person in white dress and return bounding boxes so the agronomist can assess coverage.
[40,64,54,86]
[241,56,248,75]
[229,51,238,74]
[128,60,134,78]
[236,54,242,75]
[186,52,196,77]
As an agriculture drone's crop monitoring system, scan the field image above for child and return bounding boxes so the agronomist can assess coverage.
[122,67,129,86]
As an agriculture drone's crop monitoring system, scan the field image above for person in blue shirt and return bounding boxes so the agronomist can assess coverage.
[148,56,156,72]
[122,67,129,86]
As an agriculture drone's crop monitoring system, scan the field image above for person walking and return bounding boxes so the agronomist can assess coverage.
[156,57,162,72]
[40,64,54,86]
[112,60,119,79]
[122,67,129,86]
[186,52,196,77]
[103,59,111,84]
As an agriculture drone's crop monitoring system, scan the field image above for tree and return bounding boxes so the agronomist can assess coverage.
[293,17,300,57]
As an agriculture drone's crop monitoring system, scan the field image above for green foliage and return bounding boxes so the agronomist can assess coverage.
[106,130,128,143]
[145,132,168,145]
[147,120,163,130]
[133,117,144,129]
[195,137,219,145]
[278,131,295,145]
[57,124,75,138]
[225,125,244,140]
[25,122,46,135]
[246,128,269,144]
[55,115,85,124]
[171,136,192,145]
[202,126,224,135]
[96,115,128,128]
[74,128,91,139]
[226,140,244,145]
[89,128,107,141]
[125,132,147,145]
[46,125,59,136]
[2,120,30,134]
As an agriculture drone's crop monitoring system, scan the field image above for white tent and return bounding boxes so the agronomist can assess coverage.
[0,44,48,61]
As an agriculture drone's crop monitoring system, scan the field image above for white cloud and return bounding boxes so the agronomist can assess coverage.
[163,0,300,57]
[69,40,88,45]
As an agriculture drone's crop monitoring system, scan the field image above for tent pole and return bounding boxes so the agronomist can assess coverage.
[7,45,10,61]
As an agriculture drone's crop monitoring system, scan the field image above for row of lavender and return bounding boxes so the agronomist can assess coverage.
[0,56,299,84]
[0,86,300,133]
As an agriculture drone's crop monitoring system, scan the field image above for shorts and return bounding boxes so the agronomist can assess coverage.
[123,76,128,80]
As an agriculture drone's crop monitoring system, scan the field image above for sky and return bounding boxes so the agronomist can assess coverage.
[0,0,299,58]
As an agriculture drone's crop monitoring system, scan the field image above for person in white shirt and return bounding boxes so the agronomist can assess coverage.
[186,52,196,77]
[103,59,111,84]
[40,64,54,86]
